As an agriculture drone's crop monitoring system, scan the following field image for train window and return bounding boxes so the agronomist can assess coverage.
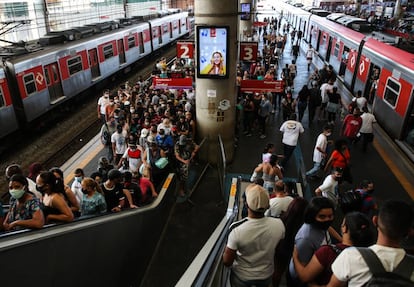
[0,88,4,108]
[384,77,400,107]
[68,56,83,75]
[44,68,51,85]
[333,41,340,58]
[103,44,114,59]
[23,74,36,95]
[127,36,136,49]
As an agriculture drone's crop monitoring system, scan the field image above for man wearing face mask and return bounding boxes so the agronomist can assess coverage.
[3,174,44,231]
[315,167,343,208]
[306,125,332,179]
[112,124,127,166]
[97,90,110,125]
[71,168,85,208]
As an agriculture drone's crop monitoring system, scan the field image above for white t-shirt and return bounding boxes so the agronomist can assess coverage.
[320,83,333,103]
[313,133,328,163]
[354,96,367,110]
[360,112,376,133]
[332,245,411,287]
[306,48,314,59]
[111,131,127,155]
[265,196,294,217]
[227,217,285,281]
[98,96,109,115]
[280,120,304,146]
[318,174,338,206]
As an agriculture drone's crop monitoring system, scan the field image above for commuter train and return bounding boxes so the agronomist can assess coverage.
[277,3,414,155]
[0,11,192,139]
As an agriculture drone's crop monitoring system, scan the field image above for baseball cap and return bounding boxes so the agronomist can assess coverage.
[245,185,270,212]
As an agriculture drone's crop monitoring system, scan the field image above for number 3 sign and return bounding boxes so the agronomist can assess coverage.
[240,42,258,62]
[177,42,194,59]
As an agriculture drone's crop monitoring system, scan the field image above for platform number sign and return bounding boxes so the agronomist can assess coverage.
[177,42,194,59]
[240,42,258,62]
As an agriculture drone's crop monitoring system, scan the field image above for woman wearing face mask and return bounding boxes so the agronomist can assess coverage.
[287,197,336,287]
[80,177,107,217]
[324,137,352,183]
[292,211,376,285]
[3,174,44,231]
[36,171,74,224]
[50,167,80,217]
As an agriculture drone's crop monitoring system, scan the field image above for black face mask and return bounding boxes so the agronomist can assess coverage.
[313,220,333,230]
[36,185,45,194]
[81,188,88,194]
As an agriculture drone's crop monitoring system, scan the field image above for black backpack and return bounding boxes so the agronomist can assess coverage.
[357,247,414,287]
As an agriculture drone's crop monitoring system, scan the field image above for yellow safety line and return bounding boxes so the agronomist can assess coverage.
[64,145,103,185]
[373,139,414,199]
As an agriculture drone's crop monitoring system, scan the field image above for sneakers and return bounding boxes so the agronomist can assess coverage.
[260,134,267,139]
[246,133,252,137]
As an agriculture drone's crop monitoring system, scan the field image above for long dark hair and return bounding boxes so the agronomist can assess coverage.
[38,171,66,199]
[344,212,376,247]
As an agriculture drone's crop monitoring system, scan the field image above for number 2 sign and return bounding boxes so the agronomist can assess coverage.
[240,42,258,62]
[177,42,194,59]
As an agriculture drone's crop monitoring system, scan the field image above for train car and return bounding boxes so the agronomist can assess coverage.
[0,11,191,139]
[0,68,19,137]
[279,2,414,153]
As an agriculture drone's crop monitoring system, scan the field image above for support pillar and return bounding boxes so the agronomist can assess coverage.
[194,0,238,164]
[239,0,253,41]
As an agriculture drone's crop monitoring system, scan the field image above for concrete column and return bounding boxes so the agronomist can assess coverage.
[239,0,253,41]
[194,0,238,164]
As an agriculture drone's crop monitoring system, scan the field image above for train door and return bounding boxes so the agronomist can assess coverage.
[118,39,126,65]
[325,36,333,62]
[44,63,64,103]
[88,48,101,79]
[158,26,162,45]
[403,91,414,149]
[364,63,381,104]
[169,23,173,38]
[138,32,144,53]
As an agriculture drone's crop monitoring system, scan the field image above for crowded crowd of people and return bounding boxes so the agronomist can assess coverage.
[0,57,199,232]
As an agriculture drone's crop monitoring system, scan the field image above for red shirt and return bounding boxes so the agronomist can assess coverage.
[314,243,349,285]
[342,114,362,138]
[330,149,350,168]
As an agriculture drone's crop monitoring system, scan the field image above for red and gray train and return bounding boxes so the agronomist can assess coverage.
[278,3,414,158]
[0,11,192,139]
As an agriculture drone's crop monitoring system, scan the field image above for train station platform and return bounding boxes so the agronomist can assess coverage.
[1,15,413,287]
[57,16,414,285]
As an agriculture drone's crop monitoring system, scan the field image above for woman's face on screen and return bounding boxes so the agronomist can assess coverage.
[213,53,221,65]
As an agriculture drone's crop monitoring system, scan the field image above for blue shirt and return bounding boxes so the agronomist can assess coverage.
[81,192,107,217]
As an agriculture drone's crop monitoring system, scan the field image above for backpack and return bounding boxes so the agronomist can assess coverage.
[357,247,414,287]
[101,124,111,146]
[339,190,362,214]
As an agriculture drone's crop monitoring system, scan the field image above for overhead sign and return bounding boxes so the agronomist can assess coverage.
[153,77,193,89]
[240,42,258,62]
[177,41,194,59]
[240,80,284,93]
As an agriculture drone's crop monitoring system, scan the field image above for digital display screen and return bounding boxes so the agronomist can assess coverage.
[196,26,229,79]
[241,3,251,20]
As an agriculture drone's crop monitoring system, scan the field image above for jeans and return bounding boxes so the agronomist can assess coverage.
[281,144,296,168]
[230,272,272,287]
[306,161,321,176]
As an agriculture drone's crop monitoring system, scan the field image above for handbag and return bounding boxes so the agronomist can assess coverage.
[326,102,340,113]
[155,157,169,169]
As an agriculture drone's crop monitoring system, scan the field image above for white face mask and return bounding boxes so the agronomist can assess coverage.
[9,188,26,199]
[75,176,82,183]
[326,132,332,137]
